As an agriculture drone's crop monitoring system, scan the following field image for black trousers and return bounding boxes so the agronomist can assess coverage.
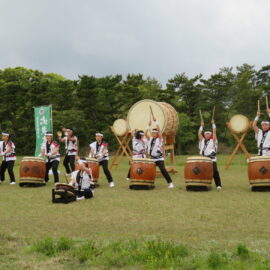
[213,162,222,187]
[75,188,93,199]
[99,160,113,183]
[0,160,15,182]
[63,154,75,174]
[155,160,172,184]
[45,160,59,183]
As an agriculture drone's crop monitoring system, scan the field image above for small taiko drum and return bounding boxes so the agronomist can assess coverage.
[248,156,270,191]
[184,156,213,191]
[129,158,156,190]
[52,183,76,204]
[229,114,249,134]
[113,119,128,136]
[19,156,46,187]
[86,157,100,184]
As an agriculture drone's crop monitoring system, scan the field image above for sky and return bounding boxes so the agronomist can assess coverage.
[0,0,269,84]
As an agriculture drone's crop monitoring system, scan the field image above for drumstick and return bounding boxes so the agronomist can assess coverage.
[211,106,216,121]
[266,96,269,110]
[199,110,204,122]
[149,105,155,119]
[258,100,260,114]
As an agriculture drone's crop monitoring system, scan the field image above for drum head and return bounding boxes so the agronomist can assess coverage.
[229,115,249,133]
[127,100,167,133]
[113,119,128,136]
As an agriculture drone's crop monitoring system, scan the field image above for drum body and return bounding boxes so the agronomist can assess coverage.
[229,114,249,133]
[52,183,77,203]
[55,183,76,197]
[248,156,270,190]
[127,99,179,135]
[86,158,100,183]
[130,158,156,189]
[113,119,128,136]
[19,156,46,186]
[184,156,213,190]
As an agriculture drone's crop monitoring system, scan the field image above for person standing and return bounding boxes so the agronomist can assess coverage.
[146,120,174,189]
[89,132,115,187]
[58,128,78,176]
[41,132,60,183]
[0,132,16,184]
[198,120,222,189]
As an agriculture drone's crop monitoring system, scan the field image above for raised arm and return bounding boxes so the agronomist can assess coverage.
[153,117,162,137]
[198,122,204,141]
[252,111,260,134]
[211,119,217,142]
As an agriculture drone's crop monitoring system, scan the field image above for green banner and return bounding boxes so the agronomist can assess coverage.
[34,105,52,156]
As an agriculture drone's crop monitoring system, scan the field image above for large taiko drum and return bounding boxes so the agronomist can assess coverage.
[52,183,77,203]
[19,156,46,187]
[113,119,128,136]
[184,156,213,191]
[86,157,100,184]
[127,99,179,135]
[130,158,156,190]
[248,156,270,191]
[229,114,249,133]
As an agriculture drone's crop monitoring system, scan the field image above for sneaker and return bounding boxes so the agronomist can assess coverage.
[76,196,85,200]
[217,186,222,190]
[10,182,16,185]
[168,183,174,189]
[109,182,115,187]
[126,178,130,181]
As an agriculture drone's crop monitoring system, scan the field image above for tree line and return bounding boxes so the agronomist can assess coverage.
[0,64,269,155]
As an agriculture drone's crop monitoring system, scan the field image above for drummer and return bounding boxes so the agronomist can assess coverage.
[198,120,222,189]
[253,111,270,156]
[40,131,60,183]
[58,128,78,176]
[69,158,94,200]
[89,132,115,187]
[146,119,174,189]
[0,132,16,184]
[126,129,148,180]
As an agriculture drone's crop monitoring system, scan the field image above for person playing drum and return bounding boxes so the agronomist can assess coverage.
[126,129,148,180]
[69,158,94,200]
[253,110,270,156]
[0,132,16,184]
[58,128,78,176]
[198,120,222,189]
[89,132,115,187]
[146,119,174,189]
[40,132,60,183]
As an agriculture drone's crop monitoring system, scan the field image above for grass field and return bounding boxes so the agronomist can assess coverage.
[1,154,270,269]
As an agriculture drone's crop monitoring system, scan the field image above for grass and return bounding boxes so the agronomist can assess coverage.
[1,154,270,269]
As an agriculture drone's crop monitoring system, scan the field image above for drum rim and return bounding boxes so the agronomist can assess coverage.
[127,99,167,133]
[229,114,249,133]
[85,157,99,162]
[113,118,128,136]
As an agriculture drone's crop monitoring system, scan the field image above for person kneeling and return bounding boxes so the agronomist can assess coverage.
[69,159,94,200]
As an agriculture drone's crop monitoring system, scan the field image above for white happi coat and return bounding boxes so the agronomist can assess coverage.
[256,129,270,156]
[148,136,164,161]
[41,141,60,162]
[89,141,109,161]
[71,169,94,190]
[132,138,148,159]
[199,138,218,162]
[1,141,16,161]
[64,136,78,156]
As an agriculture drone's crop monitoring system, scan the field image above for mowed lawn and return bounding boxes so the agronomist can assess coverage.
[1,154,270,253]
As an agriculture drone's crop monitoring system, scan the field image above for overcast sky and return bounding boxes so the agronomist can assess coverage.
[0,0,269,84]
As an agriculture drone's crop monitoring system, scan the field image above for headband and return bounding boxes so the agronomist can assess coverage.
[151,129,158,133]
[78,159,87,165]
[96,133,103,136]
[46,132,53,136]
[2,132,9,136]
[204,131,212,135]
[261,121,270,125]
[139,132,145,135]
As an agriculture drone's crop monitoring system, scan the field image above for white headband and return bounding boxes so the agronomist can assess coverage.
[2,132,9,136]
[261,121,270,125]
[204,131,212,135]
[46,133,53,136]
[151,130,158,133]
[96,133,103,137]
[78,159,87,165]
[139,132,145,135]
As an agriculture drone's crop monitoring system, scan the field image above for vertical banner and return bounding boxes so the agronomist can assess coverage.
[34,105,53,156]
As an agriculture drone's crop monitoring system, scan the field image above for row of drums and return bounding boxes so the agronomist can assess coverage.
[18,156,270,191]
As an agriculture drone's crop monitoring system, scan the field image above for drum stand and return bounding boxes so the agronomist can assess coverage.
[156,134,177,176]
[225,121,252,170]
[110,127,132,170]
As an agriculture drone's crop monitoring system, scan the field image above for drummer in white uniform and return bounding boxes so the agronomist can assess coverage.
[198,119,222,189]
[253,110,270,156]
[146,119,174,189]
[126,130,148,180]
[69,158,94,200]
